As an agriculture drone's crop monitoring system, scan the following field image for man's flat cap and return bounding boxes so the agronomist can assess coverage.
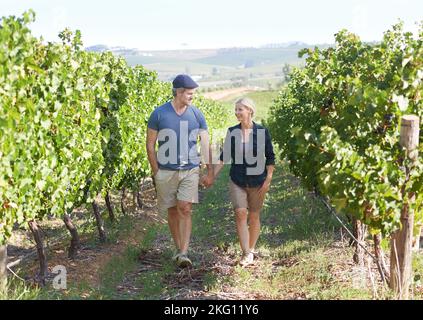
[172,74,199,89]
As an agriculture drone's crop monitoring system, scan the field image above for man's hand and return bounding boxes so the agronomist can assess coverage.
[152,167,159,178]
[200,174,214,188]
[146,128,159,179]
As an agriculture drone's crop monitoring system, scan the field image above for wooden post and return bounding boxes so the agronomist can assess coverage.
[0,244,6,293]
[390,115,419,299]
[352,217,367,266]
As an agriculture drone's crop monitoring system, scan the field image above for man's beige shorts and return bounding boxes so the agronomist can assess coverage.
[154,167,200,213]
[229,179,265,212]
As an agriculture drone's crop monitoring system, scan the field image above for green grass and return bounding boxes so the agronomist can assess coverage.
[0,278,40,300]
[245,90,280,122]
[96,223,181,300]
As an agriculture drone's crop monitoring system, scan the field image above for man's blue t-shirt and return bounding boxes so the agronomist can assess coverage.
[147,102,208,170]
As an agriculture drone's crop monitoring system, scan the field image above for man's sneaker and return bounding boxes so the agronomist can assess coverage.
[172,252,181,262]
[239,252,254,266]
[176,254,192,268]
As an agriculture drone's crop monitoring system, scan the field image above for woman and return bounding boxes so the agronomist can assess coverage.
[214,97,275,266]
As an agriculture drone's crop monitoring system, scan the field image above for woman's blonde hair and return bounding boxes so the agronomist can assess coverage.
[235,97,256,118]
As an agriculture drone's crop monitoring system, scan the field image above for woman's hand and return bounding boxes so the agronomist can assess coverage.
[258,165,274,198]
[258,177,271,198]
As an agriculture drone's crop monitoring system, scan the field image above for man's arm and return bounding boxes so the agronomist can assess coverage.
[146,128,159,176]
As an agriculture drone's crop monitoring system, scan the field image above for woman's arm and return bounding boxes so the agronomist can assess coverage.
[258,128,276,197]
[209,129,231,183]
[265,164,275,181]
[214,161,225,179]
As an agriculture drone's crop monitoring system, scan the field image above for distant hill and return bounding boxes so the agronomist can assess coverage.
[260,41,309,48]
[84,42,324,67]
[84,42,331,88]
[85,44,153,57]
[193,47,307,67]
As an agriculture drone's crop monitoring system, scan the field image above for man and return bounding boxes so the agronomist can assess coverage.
[146,74,214,268]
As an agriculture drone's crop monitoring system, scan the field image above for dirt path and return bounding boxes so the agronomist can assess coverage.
[112,188,254,300]
[104,168,297,300]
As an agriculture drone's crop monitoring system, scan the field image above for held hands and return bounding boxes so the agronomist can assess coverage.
[200,173,215,188]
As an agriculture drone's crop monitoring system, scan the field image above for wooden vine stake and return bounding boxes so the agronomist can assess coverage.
[390,115,419,299]
[0,244,6,294]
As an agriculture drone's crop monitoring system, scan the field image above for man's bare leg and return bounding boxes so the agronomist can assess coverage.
[168,206,181,251]
[177,201,192,255]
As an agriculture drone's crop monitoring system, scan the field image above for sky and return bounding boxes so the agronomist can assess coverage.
[1,0,422,50]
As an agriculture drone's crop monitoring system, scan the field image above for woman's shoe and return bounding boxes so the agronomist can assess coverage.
[239,252,254,266]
